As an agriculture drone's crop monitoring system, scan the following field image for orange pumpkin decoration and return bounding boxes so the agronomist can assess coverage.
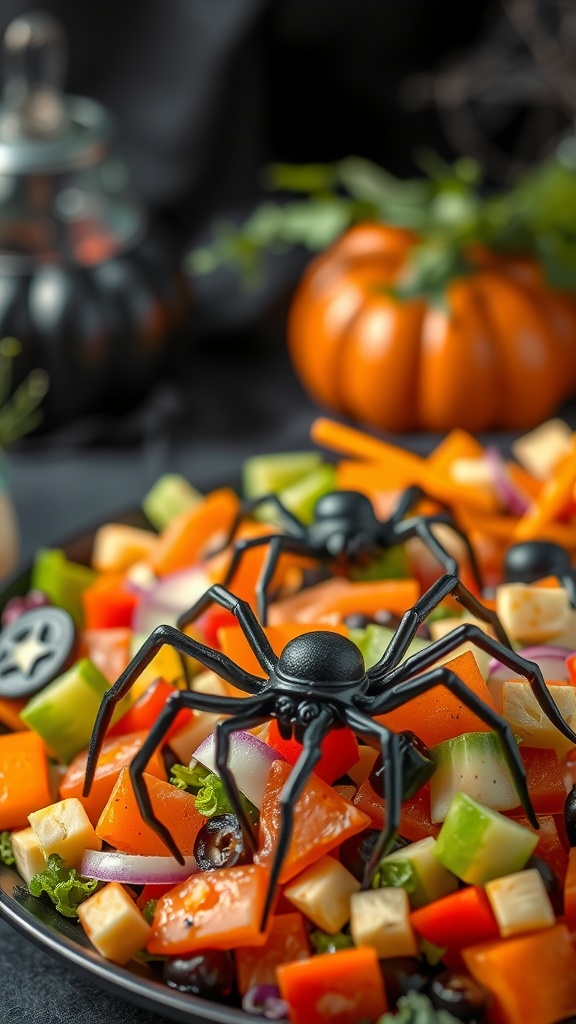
[287,223,576,433]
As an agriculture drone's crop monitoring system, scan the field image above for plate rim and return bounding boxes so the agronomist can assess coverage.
[0,509,266,1024]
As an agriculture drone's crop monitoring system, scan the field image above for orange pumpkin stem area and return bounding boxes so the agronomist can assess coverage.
[288,222,576,433]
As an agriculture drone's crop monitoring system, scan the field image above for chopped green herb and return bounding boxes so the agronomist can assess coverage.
[169,762,211,792]
[195,773,259,825]
[142,899,157,925]
[373,857,416,893]
[28,854,98,918]
[0,831,14,866]
[309,929,354,954]
[377,991,461,1023]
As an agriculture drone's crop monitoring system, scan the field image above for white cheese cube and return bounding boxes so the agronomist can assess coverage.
[485,869,556,938]
[511,419,573,481]
[502,681,576,755]
[496,584,571,645]
[77,881,152,964]
[11,826,47,884]
[350,887,418,958]
[28,797,101,868]
[284,855,360,933]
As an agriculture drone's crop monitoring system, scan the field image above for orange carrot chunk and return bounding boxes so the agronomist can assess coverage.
[235,911,310,994]
[277,945,388,1024]
[463,923,576,1024]
[0,732,52,830]
[254,760,370,883]
[147,864,272,955]
[59,731,167,825]
[150,488,240,577]
[95,766,205,856]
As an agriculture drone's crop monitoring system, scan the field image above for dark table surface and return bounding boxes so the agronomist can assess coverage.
[2,333,575,1023]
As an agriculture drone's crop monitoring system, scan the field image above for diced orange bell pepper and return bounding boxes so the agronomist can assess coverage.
[147,864,272,955]
[254,759,370,883]
[259,719,359,785]
[375,650,495,748]
[96,766,205,856]
[82,574,139,630]
[0,732,52,830]
[277,946,388,1024]
[150,488,240,577]
[564,847,576,932]
[235,911,310,994]
[463,923,576,1024]
[59,731,167,825]
[107,678,193,739]
[411,886,500,952]
[353,778,440,842]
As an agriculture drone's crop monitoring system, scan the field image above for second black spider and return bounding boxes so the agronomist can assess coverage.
[212,484,482,624]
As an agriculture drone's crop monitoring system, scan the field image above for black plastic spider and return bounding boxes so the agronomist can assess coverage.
[505,541,576,606]
[213,485,482,625]
[84,574,576,929]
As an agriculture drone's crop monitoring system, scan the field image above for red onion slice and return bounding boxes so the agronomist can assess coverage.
[488,645,573,683]
[80,850,198,885]
[131,566,211,633]
[193,730,285,809]
[485,446,530,516]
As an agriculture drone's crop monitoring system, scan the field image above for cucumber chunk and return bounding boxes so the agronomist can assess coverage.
[434,791,538,885]
[430,732,520,822]
[350,623,430,670]
[142,474,203,531]
[242,451,322,500]
[376,836,458,908]
[31,549,97,628]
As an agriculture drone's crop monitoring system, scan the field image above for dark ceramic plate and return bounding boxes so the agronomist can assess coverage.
[0,512,266,1024]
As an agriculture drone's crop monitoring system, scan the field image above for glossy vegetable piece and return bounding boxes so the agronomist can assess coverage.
[435,793,538,885]
[235,912,310,994]
[462,923,576,1024]
[376,650,497,748]
[268,576,420,624]
[0,731,52,830]
[410,885,500,951]
[563,848,576,931]
[81,627,132,684]
[150,488,240,577]
[260,719,359,785]
[276,945,388,1024]
[254,759,371,883]
[77,881,152,965]
[353,778,440,842]
[106,678,193,739]
[59,730,167,825]
[147,864,272,955]
[519,746,566,815]
[91,523,158,574]
[30,548,97,627]
[142,474,203,531]
[96,767,205,857]
[82,574,139,630]
[505,811,569,886]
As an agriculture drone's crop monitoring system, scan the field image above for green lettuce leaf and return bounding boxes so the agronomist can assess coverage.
[169,762,211,792]
[378,991,461,1023]
[0,831,14,866]
[373,858,417,893]
[28,854,99,918]
[309,929,354,954]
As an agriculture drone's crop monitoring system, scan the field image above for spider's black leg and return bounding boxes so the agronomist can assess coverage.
[260,705,335,929]
[256,535,319,626]
[346,706,402,889]
[367,574,511,684]
[128,689,272,862]
[360,664,537,828]
[380,622,576,748]
[177,584,277,674]
[388,485,428,525]
[209,494,308,558]
[392,514,482,593]
[215,700,275,854]
[84,624,265,795]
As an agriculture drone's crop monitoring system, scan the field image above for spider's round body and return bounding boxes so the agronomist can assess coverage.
[270,630,370,735]
[307,490,387,560]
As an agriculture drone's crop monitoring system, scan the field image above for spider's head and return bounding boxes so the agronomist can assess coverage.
[276,630,365,687]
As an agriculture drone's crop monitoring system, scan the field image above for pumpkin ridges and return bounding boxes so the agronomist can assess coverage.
[417,278,502,433]
[336,291,425,432]
[473,269,567,428]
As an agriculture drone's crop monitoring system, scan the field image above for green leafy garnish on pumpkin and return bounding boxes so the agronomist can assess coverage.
[28,854,99,918]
